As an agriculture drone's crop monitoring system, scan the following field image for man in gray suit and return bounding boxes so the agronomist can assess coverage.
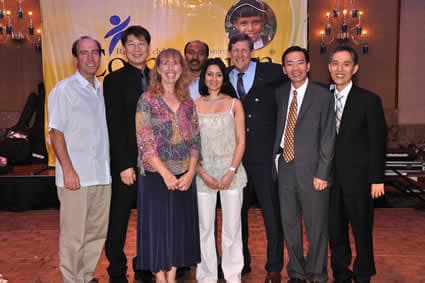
[273,46,335,283]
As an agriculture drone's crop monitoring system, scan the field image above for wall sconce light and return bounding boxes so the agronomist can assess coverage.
[0,0,42,52]
[320,0,369,55]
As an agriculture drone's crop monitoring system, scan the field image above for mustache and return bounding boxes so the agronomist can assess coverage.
[189,59,200,64]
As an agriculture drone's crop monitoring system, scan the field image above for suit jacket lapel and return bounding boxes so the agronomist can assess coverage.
[338,85,356,136]
[297,82,313,123]
[248,63,265,95]
[275,83,290,150]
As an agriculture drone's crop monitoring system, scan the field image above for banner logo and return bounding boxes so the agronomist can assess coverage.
[104,15,131,55]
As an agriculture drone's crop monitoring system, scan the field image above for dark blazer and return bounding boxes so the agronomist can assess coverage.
[104,63,150,174]
[273,81,335,184]
[333,84,387,188]
[228,61,285,165]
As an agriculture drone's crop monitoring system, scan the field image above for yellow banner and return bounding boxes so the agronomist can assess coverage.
[41,0,307,166]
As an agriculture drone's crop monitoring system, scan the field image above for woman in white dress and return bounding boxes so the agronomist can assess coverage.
[195,58,247,283]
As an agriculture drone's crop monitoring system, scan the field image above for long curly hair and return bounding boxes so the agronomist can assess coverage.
[148,48,191,102]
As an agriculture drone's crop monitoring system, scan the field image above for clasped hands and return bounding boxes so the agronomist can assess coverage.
[162,171,195,191]
[200,170,235,190]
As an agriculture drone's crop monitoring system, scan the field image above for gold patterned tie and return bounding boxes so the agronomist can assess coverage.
[283,90,298,162]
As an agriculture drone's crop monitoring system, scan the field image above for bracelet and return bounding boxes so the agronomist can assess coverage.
[229,166,237,173]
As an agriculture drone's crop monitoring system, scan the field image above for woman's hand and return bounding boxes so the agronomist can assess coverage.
[218,170,235,190]
[177,171,196,191]
[199,171,220,190]
[161,171,179,190]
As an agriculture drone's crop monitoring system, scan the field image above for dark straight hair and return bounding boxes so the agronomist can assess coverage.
[120,25,151,45]
[281,45,310,64]
[329,45,359,65]
[199,58,233,96]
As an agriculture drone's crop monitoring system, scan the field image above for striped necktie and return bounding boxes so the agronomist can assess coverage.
[335,93,343,133]
[237,72,246,98]
[283,90,298,162]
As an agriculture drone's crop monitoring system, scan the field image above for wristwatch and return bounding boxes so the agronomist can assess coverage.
[229,166,237,173]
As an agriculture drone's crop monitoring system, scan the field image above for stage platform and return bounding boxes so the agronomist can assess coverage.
[1,164,425,212]
[0,164,58,211]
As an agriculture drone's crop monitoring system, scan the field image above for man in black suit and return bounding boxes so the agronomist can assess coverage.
[227,33,285,283]
[103,26,152,283]
[273,46,335,283]
[328,46,387,283]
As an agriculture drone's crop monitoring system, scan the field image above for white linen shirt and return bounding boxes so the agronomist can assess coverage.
[48,71,111,187]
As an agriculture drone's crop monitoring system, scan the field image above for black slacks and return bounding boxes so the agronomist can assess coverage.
[241,163,283,272]
[329,182,376,282]
[105,172,152,283]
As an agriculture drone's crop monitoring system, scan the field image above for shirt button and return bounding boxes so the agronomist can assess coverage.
[248,114,252,118]
[255,98,260,102]
[246,128,250,132]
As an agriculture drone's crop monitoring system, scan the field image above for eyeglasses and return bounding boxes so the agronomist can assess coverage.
[125,41,148,49]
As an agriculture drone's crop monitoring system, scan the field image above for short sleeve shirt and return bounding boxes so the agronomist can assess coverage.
[48,71,111,187]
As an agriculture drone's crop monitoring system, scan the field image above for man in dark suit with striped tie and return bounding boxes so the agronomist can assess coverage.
[328,45,387,283]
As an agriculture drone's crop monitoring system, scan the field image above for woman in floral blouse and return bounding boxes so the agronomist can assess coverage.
[135,48,201,283]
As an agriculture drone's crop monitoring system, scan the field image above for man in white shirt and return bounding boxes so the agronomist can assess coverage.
[48,36,111,283]
[184,40,209,100]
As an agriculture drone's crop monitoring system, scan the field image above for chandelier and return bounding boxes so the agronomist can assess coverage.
[0,0,41,51]
[320,0,369,55]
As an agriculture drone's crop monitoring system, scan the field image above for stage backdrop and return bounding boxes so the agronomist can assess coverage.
[41,0,308,166]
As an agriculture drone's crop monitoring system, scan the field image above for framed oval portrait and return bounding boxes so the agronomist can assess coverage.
[225,0,277,50]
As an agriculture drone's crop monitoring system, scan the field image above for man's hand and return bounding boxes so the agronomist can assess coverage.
[371,183,385,199]
[313,177,328,191]
[120,167,136,186]
[63,167,80,190]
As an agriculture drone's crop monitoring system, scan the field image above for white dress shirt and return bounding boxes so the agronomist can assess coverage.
[333,80,353,113]
[189,77,201,100]
[279,78,309,148]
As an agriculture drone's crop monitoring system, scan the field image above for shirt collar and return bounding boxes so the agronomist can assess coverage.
[126,62,148,76]
[253,37,264,50]
[75,71,101,91]
[291,77,309,94]
[232,60,256,76]
[334,80,353,98]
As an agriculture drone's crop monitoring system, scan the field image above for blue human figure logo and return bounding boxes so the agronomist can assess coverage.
[104,15,131,55]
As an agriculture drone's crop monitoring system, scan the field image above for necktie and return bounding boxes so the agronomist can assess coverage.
[283,90,298,162]
[237,72,246,98]
[335,93,343,133]
[141,71,148,93]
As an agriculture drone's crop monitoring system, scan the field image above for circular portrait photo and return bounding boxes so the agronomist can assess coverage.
[225,0,277,50]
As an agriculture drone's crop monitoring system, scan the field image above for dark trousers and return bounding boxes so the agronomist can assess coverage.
[329,182,376,282]
[105,173,152,283]
[241,163,283,272]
